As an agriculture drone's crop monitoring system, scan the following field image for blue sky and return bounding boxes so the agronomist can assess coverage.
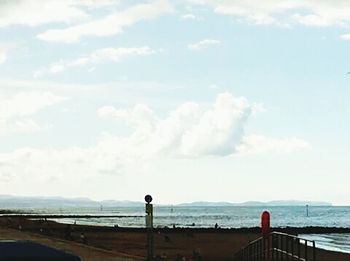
[0,0,349,205]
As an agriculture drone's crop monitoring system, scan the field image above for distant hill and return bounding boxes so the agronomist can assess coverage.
[0,195,331,209]
[177,201,234,207]
[99,200,144,207]
[0,195,143,209]
[262,200,332,206]
[177,200,332,207]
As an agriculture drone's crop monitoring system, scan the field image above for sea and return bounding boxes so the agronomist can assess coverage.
[25,205,350,254]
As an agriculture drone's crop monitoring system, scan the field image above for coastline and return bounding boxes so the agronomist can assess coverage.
[0,217,349,260]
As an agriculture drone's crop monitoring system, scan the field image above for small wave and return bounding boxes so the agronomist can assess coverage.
[301,234,350,254]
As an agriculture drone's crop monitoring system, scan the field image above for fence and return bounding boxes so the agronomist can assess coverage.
[233,232,316,261]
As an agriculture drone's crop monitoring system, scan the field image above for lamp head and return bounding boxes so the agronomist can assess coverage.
[145,194,153,204]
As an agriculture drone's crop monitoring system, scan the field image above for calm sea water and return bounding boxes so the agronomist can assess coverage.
[27,205,350,254]
[31,205,350,228]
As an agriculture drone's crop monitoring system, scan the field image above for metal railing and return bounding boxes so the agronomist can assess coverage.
[234,232,316,261]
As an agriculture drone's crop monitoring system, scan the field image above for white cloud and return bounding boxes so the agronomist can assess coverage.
[98,92,304,158]
[37,0,173,43]
[35,46,156,75]
[188,39,221,50]
[181,13,197,20]
[0,92,66,119]
[251,103,266,116]
[190,0,350,27]
[0,147,95,183]
[237,134,310,155]
[0,0,89,27]
[0,0,120,28]
[0,92,67,135]
[0,92,251,183]
[340,33,350,40]
[98,93,307,159]
[0,43,18,65]
[0,119,42,136]
[0,92,309,194]
[0,50,6,64]
[0,78,86,93]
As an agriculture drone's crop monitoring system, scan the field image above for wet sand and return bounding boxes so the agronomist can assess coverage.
[0,218,349,260]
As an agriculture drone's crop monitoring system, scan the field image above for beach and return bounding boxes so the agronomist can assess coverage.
[0,217,349,260]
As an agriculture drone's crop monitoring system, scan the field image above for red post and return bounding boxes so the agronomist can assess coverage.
[261,211,271,261]
[261,211,270,238]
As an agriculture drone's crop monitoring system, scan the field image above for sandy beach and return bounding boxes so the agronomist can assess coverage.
[0,217,349,260]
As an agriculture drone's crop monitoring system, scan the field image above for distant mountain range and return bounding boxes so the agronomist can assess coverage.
[177,200,332,207]
[0,195,143,208]
[0,195,331,208]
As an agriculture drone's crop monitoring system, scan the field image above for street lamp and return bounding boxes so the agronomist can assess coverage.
[145,195,153,260]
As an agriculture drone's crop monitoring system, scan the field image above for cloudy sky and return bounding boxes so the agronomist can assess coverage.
[0,0,349,205]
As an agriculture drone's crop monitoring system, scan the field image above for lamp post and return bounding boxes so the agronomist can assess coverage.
[145,195,153,260]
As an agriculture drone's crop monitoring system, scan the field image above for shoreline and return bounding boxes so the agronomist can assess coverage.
[0,217,349,260]
[2,213,350,233]
[6,218,350,234]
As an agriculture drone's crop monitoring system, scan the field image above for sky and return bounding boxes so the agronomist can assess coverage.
[0,0,349,205]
